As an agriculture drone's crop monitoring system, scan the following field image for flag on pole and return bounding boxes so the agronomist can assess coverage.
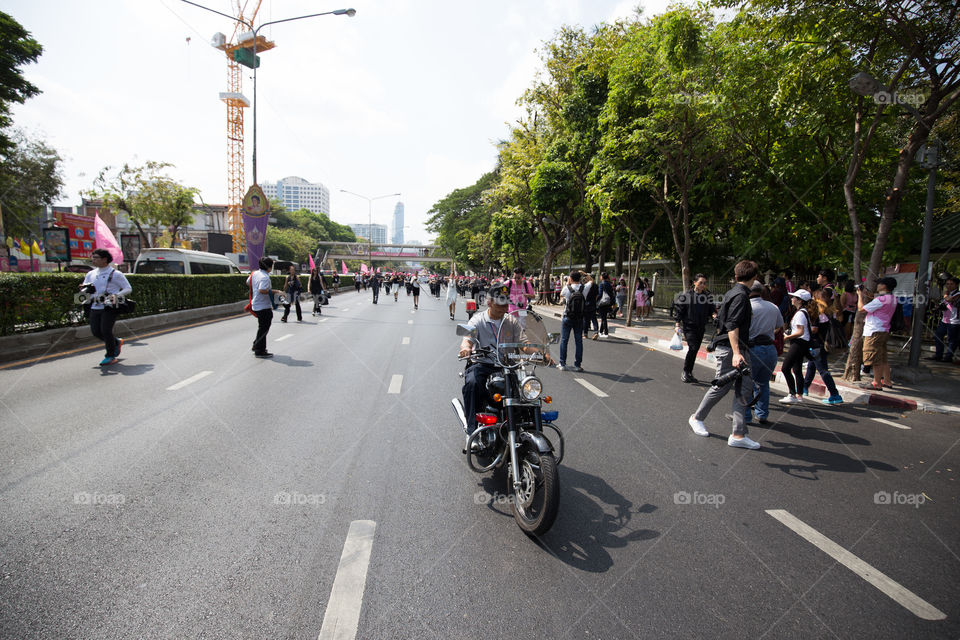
[308,254,316,270]
[360,263,369,274]
[94,214,124,264]
[4,236,12,249]
[341,260,348,274]
[376,267,381,273]
[31,239,41,255]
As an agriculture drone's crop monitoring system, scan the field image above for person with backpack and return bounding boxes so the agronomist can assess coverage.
[281,265,303,323]
[859,277,898,391]
[507,267,535,321]
[581,273,599,339]
[557,271,586,372]
[802,289,844,404]
[595,272,616,338]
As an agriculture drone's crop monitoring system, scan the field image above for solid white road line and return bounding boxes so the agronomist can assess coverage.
[871,417,911,430]
[166,370,213,391]
[317,520,377,640]
[275,334,294,342]
[766,509,946,620]
[574,377,609,398]
[401,337,410,345]
[387,374,403,394]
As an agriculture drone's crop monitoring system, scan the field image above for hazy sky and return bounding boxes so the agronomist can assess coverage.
[8,0,672,243]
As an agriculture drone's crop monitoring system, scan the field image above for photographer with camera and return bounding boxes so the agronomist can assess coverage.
[688,260,761,450]
[932,276,959,363]
[858,276,898,391]
[79,249,132,366]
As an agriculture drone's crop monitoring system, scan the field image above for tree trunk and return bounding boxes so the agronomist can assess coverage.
[615,242,624,278]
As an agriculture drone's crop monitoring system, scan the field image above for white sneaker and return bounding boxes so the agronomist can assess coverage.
[778,395,801,404]
[728,435,761,449]
[688,415,709,437]
[556,364,567,371]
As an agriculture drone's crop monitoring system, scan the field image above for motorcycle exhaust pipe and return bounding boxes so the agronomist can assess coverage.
[451,398,468,432]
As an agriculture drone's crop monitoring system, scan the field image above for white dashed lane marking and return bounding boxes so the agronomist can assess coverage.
[166,370,213,391]
[402,337,410,345]
[766,509,945,620]
[407,320,413,325]
[871,417,911,430]
[574,377,609,398]
[387,375,403,394]
[317,520,377,640]
[275,334,294,342]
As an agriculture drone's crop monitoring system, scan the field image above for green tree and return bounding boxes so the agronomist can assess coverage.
[0,11,42,157]
[0,129,63,237]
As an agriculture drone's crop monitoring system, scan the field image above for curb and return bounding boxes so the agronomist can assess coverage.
[531,305,960,416]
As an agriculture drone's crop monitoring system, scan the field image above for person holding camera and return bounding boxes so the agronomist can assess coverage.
[688,260,760,450]
[932,276,959,363]
[80,248,132,366]
[281,265,303,322]
[859,276,898,390]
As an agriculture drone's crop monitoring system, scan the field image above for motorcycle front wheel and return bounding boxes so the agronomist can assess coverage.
[510,447,559,536]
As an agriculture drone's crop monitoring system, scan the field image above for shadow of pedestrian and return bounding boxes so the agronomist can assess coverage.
[265,355,314,367]
[762,439,898,480]
[582,372,652,385]
[763,421,871,446]
[96,363,156,376]
[478,466,660,573]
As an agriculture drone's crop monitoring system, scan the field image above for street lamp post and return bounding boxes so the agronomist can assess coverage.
[340,190,401,264]
[181,1,356,185]
[848,72,940,368]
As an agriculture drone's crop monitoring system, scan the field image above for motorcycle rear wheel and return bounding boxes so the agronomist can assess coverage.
[510,448,559,536]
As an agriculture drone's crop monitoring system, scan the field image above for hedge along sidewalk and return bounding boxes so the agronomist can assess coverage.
[530,304,960,416]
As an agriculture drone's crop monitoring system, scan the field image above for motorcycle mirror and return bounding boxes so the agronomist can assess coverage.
[456,324,476,337]
[548,332,561,344]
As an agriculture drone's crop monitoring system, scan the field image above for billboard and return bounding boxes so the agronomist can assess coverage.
[54,212,96,260]
[43,227,70,262]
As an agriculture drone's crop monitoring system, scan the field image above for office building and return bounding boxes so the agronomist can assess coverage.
[392,202,405,244]
[262,176,330,216]
[349,223,388,245]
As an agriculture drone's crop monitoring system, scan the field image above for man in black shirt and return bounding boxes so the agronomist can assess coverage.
[674,273,716,383]
[688,260,761,450]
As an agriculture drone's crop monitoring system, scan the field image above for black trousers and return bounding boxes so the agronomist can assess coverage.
[598,306,611,334]
[462,363,496,434]
[583,307,598,335]
[282,296,302,321]
[781,340,808,395]
[372,285,380,303]
[89,308,119,357]
[682,325,706,374]
[253,308,273,354]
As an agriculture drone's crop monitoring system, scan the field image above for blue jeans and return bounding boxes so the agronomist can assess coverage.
[560,316,583,367]
[803,348,839,396]
[934,322,959,360]
[746,344,777,422]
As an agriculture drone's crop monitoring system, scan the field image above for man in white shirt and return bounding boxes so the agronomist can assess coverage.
[247,257,282,358]
[80,249,132,366]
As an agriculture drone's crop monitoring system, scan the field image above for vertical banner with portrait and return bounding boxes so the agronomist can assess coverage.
[120,234,141,264]
[242,184,270,271]
[43,227,71,262]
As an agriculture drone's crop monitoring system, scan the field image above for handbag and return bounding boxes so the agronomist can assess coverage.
[598,291,612,308]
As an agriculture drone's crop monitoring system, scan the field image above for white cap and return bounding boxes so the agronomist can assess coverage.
[789,288,812,301]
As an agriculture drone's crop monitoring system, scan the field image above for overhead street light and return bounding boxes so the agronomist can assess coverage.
[340,190,402,261]
[848,71,939,368]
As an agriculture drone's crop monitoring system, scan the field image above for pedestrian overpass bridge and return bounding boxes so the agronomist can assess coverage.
[314,241,453,265]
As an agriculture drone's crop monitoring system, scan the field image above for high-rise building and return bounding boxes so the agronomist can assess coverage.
[392,202,405,244]
[349,223,388,245]
[262,176,330,216]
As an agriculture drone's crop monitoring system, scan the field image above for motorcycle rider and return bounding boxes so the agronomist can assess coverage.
[458,282,551,448]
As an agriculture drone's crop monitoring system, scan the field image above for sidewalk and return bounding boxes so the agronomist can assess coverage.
[531,303,960,415]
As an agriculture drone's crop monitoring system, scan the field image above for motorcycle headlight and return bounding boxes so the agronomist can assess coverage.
[520,376,542,401]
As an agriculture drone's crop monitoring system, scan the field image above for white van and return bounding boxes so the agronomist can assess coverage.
[133,248,242,275]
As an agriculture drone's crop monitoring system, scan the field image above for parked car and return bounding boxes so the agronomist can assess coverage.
[133,248,242,274]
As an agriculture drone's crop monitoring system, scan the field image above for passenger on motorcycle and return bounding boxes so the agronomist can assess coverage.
[458,283,551,439]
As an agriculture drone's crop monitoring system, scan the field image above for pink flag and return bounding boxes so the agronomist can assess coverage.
[94,214,123,264]
[341,260,348,274]
[360,263,369,274]
[308,254,316,270]
[377,267,381,273]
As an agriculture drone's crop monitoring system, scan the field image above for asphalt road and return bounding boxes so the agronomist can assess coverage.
[1,287,958,639]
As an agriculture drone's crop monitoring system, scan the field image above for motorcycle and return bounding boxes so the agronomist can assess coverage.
[451,309,564,536]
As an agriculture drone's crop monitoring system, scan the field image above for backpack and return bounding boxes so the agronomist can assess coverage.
[890,299,906,332]
[566,284,586,320]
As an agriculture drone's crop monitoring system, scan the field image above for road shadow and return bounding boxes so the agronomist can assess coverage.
[266,355,314,367]
[96,362,156,376]
[762,421,871,446]
[761,439,898,480]
[583,371,652,385]
[479,465,659,573]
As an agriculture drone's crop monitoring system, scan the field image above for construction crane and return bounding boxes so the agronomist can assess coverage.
[207,0,274,253]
